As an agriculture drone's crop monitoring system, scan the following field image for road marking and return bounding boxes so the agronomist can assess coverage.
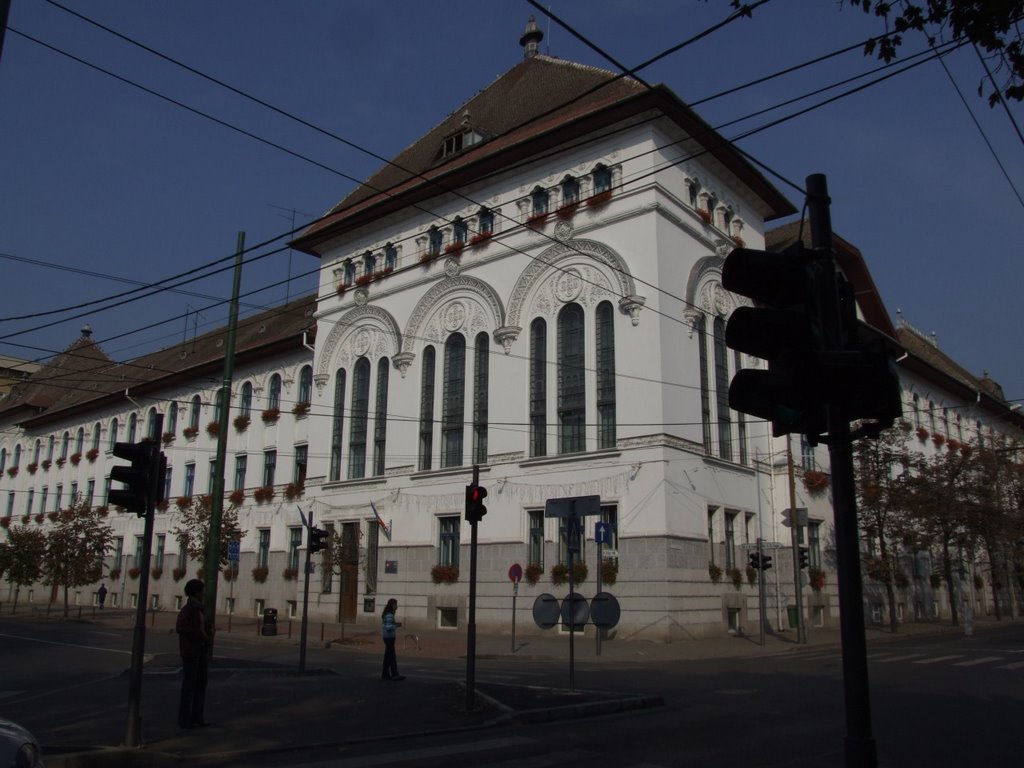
[953,656,1004,667]
[288,736,536,767]
[0,632,132,655]
[873,654,927,663]
[999,661,1024,670]
[912,655,964,665]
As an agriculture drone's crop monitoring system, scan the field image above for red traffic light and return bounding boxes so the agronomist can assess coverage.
[465,484,488,523]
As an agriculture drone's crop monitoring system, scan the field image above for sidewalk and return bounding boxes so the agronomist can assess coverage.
[6,608,1006,768]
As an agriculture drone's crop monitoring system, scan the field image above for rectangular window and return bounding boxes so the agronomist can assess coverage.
[288,527,302,571]
[558,518,585,565]
[134,536,144,567]
[801,436,815,471]
[725,511,737,569]
[438,516,460,567]
[809,522,822,569]
[55,484,63,510]
[155,534,165,571]
[528,510,544,567]
[697,318,712,453]
[713,318,732,461]
[40,487,48,516]
[294,445,308,485]
[26,489,34,516]
[257,528,270,569]
[184,464,195,498]
[208,459,217,494]
[234,455,247,492]
[734,351,747,465]
[113,536,124,564]
[321,523,334,593]
[600,505,619,550]
[70,482,79,505]
[263,451,276,488]
[707,506,717,564]
[86,479,95,508]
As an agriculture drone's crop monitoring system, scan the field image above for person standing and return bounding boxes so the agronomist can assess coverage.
[381,598,405,681]
[97,583,107,609]
[176,579,210,728]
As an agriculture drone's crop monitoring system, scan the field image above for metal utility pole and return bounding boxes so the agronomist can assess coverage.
[299,508,313,673]
[465,464,481,711]
[786,439,807,644]
[808,174,876,768]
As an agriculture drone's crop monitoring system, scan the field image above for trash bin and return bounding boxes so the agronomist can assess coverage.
[787,605,799,629]
[261,608,278,636]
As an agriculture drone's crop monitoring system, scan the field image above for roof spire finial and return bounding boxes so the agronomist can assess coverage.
[519,15,543,59]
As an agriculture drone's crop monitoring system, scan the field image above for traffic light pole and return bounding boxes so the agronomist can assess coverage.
[786,439,807,644]
[300,509,313,674]
[465,464,480,712]
[808,174,876,768]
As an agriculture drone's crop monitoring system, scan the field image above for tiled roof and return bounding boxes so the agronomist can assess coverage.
[294,55,795,253]
[1,295,317,426]
[896,325,986,395]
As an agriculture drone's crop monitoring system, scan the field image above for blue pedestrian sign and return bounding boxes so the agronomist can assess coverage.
[595,521,612,544]
[228,540,240,563]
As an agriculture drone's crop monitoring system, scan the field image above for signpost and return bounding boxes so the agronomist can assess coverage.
[227,540,239,632]
[508,563,522,653]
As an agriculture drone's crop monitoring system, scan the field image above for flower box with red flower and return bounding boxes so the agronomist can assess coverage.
[430,564,459,584]
[525,211,549,228]
[732,235,746,247]
[172,567,187,582]
[56,457,67,468]
[292,402,310,417]
[176,496,192,510]
[233,414,251,432]
[128,567,142,580]
[381,266,394,276]
[355,273,374,287]
[7,466,18,478]
[336,282,351,296]
[253,486,275,504]
[228,489,245,506]
[960,444,973,456]
[86,448,99,463]
[932,433,945,447]
[109,568,121,580]
[34,513,44,524]
[206,422,220,437]
[420,249,439,265]
[155,499,169,511]
[151,567,163,581]
[282,567,298,581]
[444,241,465,256]
[469,232,493,248]
[183,426,199,440]
[284,482,304,501]
[70,452,82,466]
[222,566,239,582]
[524,563,543,586]
[27,462,38,475]
[696,207,712,224]
[161,431,176,445]
[0,518,9,529]
[261,408,280,424]
[915,426,929,441]
[96,505,109,517]
[555,201,580,220]
[809,567,827,591]
[47,511,58,522]
[586,189,613,209]
[251,566,269,583]
[802,470,831,493]
[947,438,961,452]
[600,559,619,585]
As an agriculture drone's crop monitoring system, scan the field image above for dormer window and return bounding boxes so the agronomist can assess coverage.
[441,129,482,158]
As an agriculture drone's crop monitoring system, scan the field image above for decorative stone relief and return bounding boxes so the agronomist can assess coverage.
[313,373,329,393]
[402,275,505,354]
[618,295,646,326]
[442,302,467,333]
[392,351,415,378]
[554,268,584,303]
[353,329,372,357]
[554,220,573,241]
[494,326,521,355]
[443,257,461,278]
[353,288,369,306]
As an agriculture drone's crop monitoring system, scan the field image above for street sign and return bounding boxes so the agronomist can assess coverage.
[600,548,618,560]
[228,540,240,563]
[560,592,590,631]
[595,521,612,544]
[544,495,601,518]
[591,592,621,629]
[508,563,523,583]
[566,515,582,553]
[781,507,808,528]
[532,593,561,629]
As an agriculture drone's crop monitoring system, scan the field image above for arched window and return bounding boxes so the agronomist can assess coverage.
[477,208,494,236]
[33,439,41,464]
[239,382,252,417]
[329,369,346,482]
[453,217,468,245]
[442,334,466,467]
[166,403,178,435]
[713,317,732,461]
[928,401,936,432]
[363,250,375,276]
[107,420,118,451]
[419,346,436,471]
[344,259,356,285]
[696,316,711,453]
[298,365,313,406]
[0,448,5,473]
[530,318,547,458]
[595,301,616,450]
[373,358,390,476]
[473,332,489,465]
[912,393,921,427]
[428,226,443,257]
[189,396,201,430]
[384,243,397,271]
[593,164,612,195]
[61,432,70,460]
[557,304,585,454]
[127,413,137,443]
[146,408,159,440]
[268,374,282,411]
[12,445,21,468]
[734,351,747,465]
[348,358,370,479]
[561,175,580,206]
[531,186,549,217]
[213,389,225,424]
[75,428,85,455]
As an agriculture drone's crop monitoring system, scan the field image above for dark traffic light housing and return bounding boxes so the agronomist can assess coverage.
[749,553,761,570]
[465,484,488,523]
[108,441,162,517]
[308,526,329,553]
[799,547,810,570]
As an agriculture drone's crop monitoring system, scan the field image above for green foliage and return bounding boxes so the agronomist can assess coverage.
[173,496,245,569]
[43,497,115,617]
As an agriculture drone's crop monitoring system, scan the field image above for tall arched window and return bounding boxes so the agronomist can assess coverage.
[384,243,398,271]
[127,413,138,443]
[107,420,118,451]
[442,334,466,467]
[298,365,313,406]
[473,332,489,465]
[61,432,70,460]
[428,226,443,257]
[239,382,252,417]
[91,424,101,452]
[75,428,85,455]
[362,250,375,276]
[419,346,436,471]
[713,317,732,461]
[33,439,41,464]
[477,208,494,236]
[268,374,282,411]
[373,358,389,476]
[452,217,468,245]
[167,403,178,435]
[734,351,747,465]
[329,369,346,482]
[561,175,580,206]
[12,445,21,468]
[557,304,585,454]
[348,358,370,479]
[0,448,5,473]
[531,186,549,217]
[696,316,711,453]
[146,408,159,440]
[912,393,921,427]
[189,396,201,429]
[530,318,547,458]
[595,301,616,450]
[593,164,612,194]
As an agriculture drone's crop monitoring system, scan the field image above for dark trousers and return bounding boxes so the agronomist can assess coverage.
[382,637,398,679]
[179,652,208,726]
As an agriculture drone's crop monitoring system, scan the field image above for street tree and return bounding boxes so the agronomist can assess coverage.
[172,495,245,576]
[43,500,115,618]
[1,525,47,612]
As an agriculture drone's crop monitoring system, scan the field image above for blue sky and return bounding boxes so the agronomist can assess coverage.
[1,1,1022,402]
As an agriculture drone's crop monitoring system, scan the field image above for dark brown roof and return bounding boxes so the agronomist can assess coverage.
[3,295,317,427]
[896,326,985,394]
[293,55,796,254]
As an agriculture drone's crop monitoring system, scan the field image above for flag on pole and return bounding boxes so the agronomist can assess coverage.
[370,501,391,541]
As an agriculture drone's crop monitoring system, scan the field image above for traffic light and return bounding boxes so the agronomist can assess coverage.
[308,526,329,553]
[749,553,761,570]
[722,242,827,441]
[798,547,810,570]
[465,483,488,523]
[108,441,160,517]
[760,554,773,571]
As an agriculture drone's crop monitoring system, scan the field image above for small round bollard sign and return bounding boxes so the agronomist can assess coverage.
[508,563,523,583]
